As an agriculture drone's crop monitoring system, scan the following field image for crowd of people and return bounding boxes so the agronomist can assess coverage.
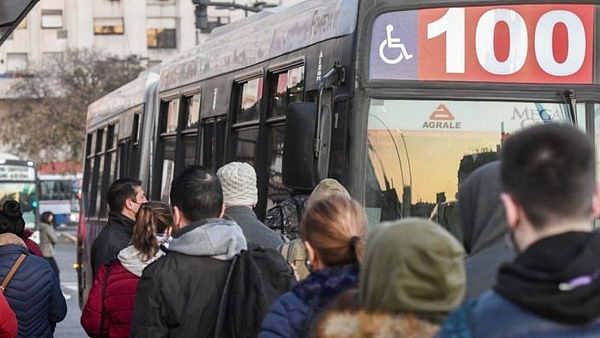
[1,122,597,337]
[75,123,600,337]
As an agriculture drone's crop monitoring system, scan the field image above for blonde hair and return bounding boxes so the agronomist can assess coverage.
[300,195,367,266]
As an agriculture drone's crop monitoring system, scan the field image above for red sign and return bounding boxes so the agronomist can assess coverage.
[369,5,594,83]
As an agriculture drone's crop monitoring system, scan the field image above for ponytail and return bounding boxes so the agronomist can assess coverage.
[132,201,172,262]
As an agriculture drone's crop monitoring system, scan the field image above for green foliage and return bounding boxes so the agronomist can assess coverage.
[1,48,145,162]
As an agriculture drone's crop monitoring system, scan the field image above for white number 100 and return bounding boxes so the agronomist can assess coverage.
[427,8,586,76]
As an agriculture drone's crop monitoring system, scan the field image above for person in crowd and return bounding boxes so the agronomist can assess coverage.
[217,161,284,248]
[264,190,309,240]
[130,165,247,337]
[91,178,148,276]
[0,200,66,337]
[39,211,60,281]
[439,123,600,336]
[0,201,43,257]
[81,201,172,338]
[314,218,466,337]
[458,161,515,301]
[259,194,367,338]
[279,178,351,281]
[0,291,17,338]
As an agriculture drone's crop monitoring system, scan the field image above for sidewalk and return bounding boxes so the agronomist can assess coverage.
[57,226,77,243]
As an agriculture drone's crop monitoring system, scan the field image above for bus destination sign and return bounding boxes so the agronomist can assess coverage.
[0,165,35,181]
[369,5,594,84]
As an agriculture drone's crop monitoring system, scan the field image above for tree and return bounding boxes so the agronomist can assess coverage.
[1,48,145,163]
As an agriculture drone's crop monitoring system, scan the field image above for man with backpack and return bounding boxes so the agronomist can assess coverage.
[130,165,294,338]
[130,165,247,337]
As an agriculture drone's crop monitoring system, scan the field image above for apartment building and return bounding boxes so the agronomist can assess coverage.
[0,0,286,76]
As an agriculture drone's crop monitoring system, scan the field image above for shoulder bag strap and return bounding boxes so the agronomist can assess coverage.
[99,260,115,337]
[0,253,26,293]
[215,254,238,338]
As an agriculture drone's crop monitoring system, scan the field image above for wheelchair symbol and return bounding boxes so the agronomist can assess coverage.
[379,24,413,65]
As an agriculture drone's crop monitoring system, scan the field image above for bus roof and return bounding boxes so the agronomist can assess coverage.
[159,0,359,91]
[86,69,160,129]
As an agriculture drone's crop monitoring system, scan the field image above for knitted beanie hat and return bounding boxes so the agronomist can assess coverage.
[216,162,258,207]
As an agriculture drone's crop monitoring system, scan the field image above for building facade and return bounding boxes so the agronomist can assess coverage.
[0,0,288,75]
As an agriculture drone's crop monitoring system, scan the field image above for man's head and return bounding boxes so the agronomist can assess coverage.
[500,123,600,249]
[170,165,224,229]
[107,178,146,220]
[216,162,258,207]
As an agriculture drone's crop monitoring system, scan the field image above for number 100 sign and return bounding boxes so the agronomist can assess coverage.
[369,5,594,84]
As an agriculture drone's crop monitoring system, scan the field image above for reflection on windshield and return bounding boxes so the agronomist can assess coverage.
[0,182,37,228]
[365,99,571,231]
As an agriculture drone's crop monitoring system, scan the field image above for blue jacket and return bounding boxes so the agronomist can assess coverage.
[259,264,359,338]
[0,243,66,337]
[438,291,600,338]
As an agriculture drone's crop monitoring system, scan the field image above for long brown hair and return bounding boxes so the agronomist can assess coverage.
[132,201,172,262]
[299,195,367,267]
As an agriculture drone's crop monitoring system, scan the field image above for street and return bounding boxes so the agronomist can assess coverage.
[54,230,87,337]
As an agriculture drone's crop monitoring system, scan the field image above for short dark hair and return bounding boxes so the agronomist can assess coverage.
[170,165,223,222]
[501,123,596,227]
[107,178,142,213]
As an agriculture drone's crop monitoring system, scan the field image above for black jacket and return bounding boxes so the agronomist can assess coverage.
[130,218,247,338]
[90,211,135,277]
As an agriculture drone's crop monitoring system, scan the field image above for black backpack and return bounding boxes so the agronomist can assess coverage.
[215,244,297,338]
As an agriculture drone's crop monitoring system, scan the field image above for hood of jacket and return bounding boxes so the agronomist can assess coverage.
[495,231,600,324]
[0,233,26,247]
[459,161,510,256]
[360,218,465,315]
[168,218,247,260]
[314,310,440,338]
[117,245,165,277]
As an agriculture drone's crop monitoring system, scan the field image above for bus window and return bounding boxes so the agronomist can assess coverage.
[266,124,287,209]
[236,77,263,123]
[185,93,201,129]
[165,99,180,133]
[160,159,174,203]
[200,116,226,172]
[235,128,258,167]
[268,65,305,118]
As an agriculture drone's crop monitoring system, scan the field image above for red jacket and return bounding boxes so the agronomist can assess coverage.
[81,260,140,338]
[0,291,17,338]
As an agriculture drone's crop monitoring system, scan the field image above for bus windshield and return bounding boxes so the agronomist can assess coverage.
[0,163,38,228]
[365,98,575,231]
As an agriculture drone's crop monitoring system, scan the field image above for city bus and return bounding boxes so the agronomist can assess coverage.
[78,0,600,307]
[0,153,38,229]
[38,173,82,226]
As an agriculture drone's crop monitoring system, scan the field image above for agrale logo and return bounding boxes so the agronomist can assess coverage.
[422,104,462,129]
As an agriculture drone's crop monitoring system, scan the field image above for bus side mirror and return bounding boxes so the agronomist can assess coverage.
[282,102,331,190]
